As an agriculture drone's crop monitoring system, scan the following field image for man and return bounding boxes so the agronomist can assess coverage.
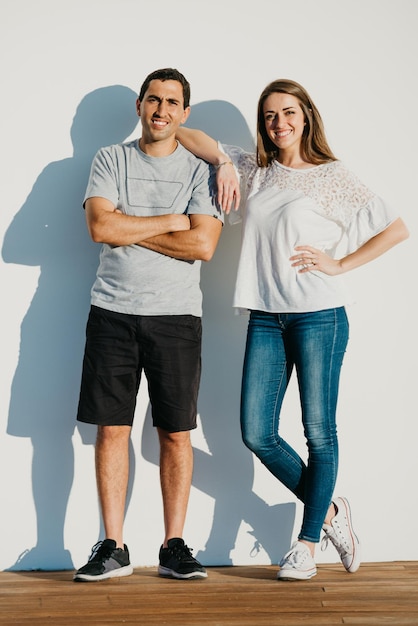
[74,68,223,582]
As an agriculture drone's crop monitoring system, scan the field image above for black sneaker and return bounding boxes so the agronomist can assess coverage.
[158,538,207,579]
[73,539,133,582]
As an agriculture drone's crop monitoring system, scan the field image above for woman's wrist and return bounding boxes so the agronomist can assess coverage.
[215,156,233,169]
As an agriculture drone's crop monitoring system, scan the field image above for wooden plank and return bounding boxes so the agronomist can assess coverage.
[343,619,418,625]
[0,563,417,626]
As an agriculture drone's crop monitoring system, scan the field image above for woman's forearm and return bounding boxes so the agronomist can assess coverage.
[176,127,227,165]
[177,127,240,212]
[340,217,409,272]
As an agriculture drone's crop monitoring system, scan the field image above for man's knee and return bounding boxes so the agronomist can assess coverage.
[158,428,191,448]
[96,424,131,445]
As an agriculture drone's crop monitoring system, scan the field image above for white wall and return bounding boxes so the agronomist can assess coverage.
[1,0,416,571]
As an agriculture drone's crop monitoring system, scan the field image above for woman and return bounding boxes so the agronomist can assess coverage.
[177,79,409,580]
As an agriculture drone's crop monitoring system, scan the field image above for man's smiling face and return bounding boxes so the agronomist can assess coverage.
[137,79,190,147]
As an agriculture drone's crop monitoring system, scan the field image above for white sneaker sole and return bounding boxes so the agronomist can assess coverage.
[158,565,208,579]
[277,567,317,581]
[74,564,133,582]
[335,496,361,573]
[333,497,361,574]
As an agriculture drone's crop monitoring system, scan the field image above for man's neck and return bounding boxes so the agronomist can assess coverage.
[138,137,178,157]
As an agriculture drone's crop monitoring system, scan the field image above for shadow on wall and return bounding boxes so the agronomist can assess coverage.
[141,101,296,567]
[2,94,296,571]
[2,85,140,571]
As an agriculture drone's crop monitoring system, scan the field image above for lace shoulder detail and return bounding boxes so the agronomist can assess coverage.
[259,160,376,227]
[220,144,258,199]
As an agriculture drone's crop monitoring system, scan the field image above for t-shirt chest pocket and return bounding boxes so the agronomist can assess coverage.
[126,177,183,215]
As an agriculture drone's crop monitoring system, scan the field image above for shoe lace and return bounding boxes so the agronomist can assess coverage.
[170,542,195,562]
[321,523,350,556]
[280,544,308,567]
[88,540,113,562]
[13,549,30,565]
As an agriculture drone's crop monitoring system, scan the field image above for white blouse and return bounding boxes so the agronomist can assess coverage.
[222,145,398,313]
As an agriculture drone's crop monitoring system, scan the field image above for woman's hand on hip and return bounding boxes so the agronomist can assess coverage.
[290,245,343,275]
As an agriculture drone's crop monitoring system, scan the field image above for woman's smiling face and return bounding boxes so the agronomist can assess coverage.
[263,92,306,153]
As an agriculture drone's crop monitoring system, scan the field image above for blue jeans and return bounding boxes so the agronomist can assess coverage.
[240,308,349,543]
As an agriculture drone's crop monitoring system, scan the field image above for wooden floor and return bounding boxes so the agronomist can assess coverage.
[1,562,417,625]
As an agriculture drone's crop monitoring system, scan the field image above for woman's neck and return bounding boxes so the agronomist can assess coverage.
[277,147,314,169]
[278,156,314,169]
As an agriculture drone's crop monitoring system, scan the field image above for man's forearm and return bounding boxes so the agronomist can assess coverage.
[85,198,191,246]
[139,216,222,262]
[139,231,208,261]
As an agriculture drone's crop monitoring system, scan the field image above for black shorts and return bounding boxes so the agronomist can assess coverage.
[77,306,202,432]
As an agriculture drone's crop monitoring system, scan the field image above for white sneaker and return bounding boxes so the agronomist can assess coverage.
[321,496,361,573]
[277,541,317,581]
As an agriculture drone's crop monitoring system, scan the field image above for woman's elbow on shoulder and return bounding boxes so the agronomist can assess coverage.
[393,217,410,243]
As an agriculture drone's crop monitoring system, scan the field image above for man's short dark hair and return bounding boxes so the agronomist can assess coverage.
[138,68,191,109]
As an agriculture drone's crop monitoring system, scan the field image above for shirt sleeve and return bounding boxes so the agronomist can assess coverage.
[218,143,257,184]
[332,162,399,253]
[83,146,119,208]
[344,195,399,253]
[185,160,224,223]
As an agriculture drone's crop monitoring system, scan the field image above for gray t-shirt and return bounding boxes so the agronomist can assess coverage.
[84,140,222,316]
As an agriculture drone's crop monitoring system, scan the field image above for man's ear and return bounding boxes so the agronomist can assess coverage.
[181,106,191,125]
[136,98,141,117]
